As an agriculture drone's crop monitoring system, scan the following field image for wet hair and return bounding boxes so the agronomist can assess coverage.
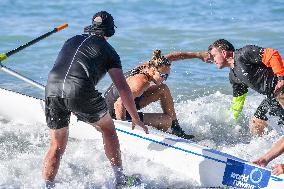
[208,39,235,52]
[148,49,171,68]
[131,49,171,76]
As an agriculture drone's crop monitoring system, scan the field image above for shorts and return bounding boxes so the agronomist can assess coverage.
[45,94,107,129]
[134,95,144,110]
[110,95,144,121]
[254,96,284,125]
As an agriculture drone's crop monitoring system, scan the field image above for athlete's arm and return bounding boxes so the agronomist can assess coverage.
[242,45,284,92]
[262,48,284,77]
[229,71,249,120]
[108,68,149,133]
[165,52,210,63]
[272,164,284,176]
[230,93,247,120]
[253,137,284,175]
[262,48,284,92]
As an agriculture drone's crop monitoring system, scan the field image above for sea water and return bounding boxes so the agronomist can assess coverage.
[0,0,284,188]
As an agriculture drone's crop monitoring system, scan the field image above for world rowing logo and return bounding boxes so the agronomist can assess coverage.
[223,159,271,189]
[250,168,263,184]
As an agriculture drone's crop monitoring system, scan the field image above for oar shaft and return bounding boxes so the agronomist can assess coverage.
[1,24,68,60]
[6,31,54,57]
[0,24,68,90]
[0,65,45,91]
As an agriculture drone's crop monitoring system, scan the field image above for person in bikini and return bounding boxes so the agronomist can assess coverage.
[104,49,209,139]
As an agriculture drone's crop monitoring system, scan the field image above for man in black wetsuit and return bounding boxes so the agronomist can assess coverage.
[42,11,148,189]
[208,39,284,136]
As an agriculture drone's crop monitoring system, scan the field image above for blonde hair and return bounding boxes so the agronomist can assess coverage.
[131,50,171,75]
[148,49,171,68]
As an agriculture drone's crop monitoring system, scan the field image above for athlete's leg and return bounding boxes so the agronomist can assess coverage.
[73,91,125,185]
[142,113,171,131]
[250,116,268,136]
[90,112,122,167]
[268,96,284,132]
[138,84,176,130]
[42,127,69,182]
[139,83,177,119]
[250,98,270,136]
[43,97,70,184]
[138,84,193,138]
[90,112,126,185]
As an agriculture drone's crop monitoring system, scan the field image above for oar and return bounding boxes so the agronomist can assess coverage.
[0,64,45,91]
[0,24,68,91]
[0,23,68,62]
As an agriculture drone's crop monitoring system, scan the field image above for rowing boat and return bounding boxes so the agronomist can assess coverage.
[0,87,283,188]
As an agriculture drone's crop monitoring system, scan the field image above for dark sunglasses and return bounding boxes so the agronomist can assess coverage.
[158,72,169,80]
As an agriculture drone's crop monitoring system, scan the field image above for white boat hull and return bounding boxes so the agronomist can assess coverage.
[0,87,283,188]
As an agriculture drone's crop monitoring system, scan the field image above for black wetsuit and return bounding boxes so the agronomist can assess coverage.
[229,45,284,122]
[45,34,122,129]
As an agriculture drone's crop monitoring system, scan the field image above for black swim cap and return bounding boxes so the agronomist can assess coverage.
[84,11,116,37]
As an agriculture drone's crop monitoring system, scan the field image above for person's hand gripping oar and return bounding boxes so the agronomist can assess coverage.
[0,24,68,62]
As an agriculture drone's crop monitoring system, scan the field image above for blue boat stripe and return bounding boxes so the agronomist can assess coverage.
[271,176,283,181]
[115,128,226,164]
